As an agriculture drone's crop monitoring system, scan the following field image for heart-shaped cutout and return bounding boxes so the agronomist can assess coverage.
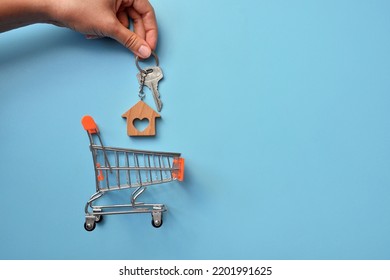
[133,118,150,132]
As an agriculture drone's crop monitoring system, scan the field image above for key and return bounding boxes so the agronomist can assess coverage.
[137,66,163,112]
[137,68,153,100]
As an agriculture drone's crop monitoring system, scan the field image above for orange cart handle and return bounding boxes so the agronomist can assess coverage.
[81,115,99,134]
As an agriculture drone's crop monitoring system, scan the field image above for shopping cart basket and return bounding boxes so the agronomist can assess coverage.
[81,116,184,231]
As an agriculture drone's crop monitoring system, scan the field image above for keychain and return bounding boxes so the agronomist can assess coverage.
[122,52,163,136]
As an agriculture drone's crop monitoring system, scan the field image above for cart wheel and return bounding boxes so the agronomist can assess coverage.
[84,221,96,232]
[151,214,163,228]
[95,215,103,223]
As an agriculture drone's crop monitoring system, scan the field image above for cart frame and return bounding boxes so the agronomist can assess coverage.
[81,116,184,231]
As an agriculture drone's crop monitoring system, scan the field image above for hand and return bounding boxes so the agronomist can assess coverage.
[0,0,158,58]
[51,0,157,58]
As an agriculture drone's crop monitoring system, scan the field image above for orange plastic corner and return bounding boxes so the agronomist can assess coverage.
[81,115,99,134]
[173,157,185,182]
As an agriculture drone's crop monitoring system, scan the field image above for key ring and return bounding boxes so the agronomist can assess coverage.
[135,51,159,73]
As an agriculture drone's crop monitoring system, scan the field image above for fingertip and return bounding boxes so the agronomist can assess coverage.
[137,45,152,58]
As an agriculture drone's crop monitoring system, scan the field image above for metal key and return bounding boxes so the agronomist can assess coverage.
[137,66,163,112]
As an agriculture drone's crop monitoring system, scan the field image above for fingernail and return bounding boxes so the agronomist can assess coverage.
[138,45,151,58]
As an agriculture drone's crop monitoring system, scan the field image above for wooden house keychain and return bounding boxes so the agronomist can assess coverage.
[122,52,164,136]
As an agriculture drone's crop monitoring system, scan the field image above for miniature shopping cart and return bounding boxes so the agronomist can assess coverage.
[81,116,184,231]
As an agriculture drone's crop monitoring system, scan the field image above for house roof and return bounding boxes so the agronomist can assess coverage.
[122,101,161,119]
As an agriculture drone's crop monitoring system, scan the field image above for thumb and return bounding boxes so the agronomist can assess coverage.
[111,23,152,58]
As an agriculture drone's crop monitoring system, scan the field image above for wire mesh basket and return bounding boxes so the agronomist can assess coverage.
[81,116,184,231]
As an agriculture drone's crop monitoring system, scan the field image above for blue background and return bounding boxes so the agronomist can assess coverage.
[1,0,390,259]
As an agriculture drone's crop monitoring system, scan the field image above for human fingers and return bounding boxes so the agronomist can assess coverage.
[130,0,158,51]
[109,20,151,58]
[128,8,145,42]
